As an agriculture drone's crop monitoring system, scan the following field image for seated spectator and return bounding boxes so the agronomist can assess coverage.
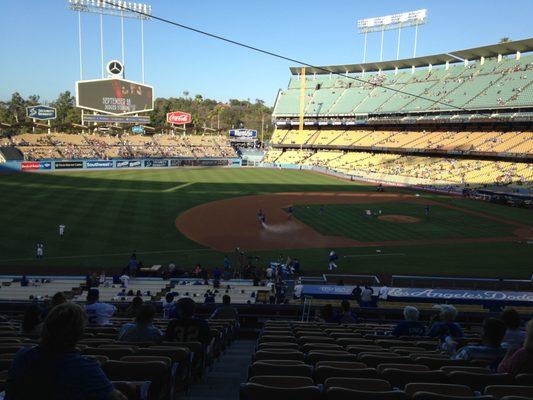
[119,273,130,288]
[501,308,525,350]
[498,319,533,375]
[124,296,143,317]
[165,297,212,346]
[335,300,357,324]
[84,289,116,326]
[204,290,215,304]
[162,293,176,319]
[453,317,507,367]
[360,285,374,307]
[428,305,463,340]
[210,295,238,321]
[118,304,163,343]
[391,306,426,337]
[22,304,43,336]
[42,292,67,318]
[6,302,126,400]
[315,304,335,323]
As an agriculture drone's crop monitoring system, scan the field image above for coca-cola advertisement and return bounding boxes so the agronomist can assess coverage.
[166,111,192,125]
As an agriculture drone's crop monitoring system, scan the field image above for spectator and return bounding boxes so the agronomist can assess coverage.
[204,290,215,304]
[360,285,374,307]
[212,267,222,281]
[210,295,238,321]
[6,302,126,400]
[428,305,463,341]
[351,284,362,304]
[453,318,507,366]
[124,296,143,317]
[119,273,130,288]
[118,304,163,343]
[501,309,525,350]
[20,275,29,287]
[22,304,43,336]
[498,319,533,375]
[391,306,426,337]
[127,255,138,276]
[43,292,67,318]
[162,293,176,319]
[165,298,212,346]
[223,256,231,271]
[84,289,116,326]
[335,300,357,323]
[293,258,300,274]
[315,304,335,323]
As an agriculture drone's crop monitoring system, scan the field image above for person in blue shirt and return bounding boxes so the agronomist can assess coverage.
[428,304,464,341]
[118,304,163,343]
[223,256,231,271]
[6,302,125,400]
[453,317,507,368]
[391,306,426,337]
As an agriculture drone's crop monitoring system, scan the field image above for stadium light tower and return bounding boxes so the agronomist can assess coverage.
[357,9,428,62]
[67,0,152,82]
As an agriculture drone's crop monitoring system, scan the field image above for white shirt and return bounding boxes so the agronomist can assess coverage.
[59,225,65,234]
[84,302,116,325]
[294,284,303,298]
[266,268,273,278]
[119,275,130,287]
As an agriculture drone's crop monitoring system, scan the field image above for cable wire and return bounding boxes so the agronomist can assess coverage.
[103,1,465,111]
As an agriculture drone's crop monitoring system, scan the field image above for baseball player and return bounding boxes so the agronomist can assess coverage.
[328,250,338,271]
[424,205,430,219]
[36,243,44,259]
[59,224,66,237]
[257,209,266,227]
[287,205,294,220]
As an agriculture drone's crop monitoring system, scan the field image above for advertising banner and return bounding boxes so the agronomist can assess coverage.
[229,129,257,139]
[21,161,40,171]
[86,160,114,169]
[83,115,151,124]
[144,160,169,168]
[169,159,185,167]
[166,111,192,124]
[26,105,57,120]
[39,161,52,170]
[55,161,83,169]
[116,160,142,169]
[76,78,153,115]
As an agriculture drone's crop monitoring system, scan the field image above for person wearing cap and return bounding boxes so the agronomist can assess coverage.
[83,289,116,326]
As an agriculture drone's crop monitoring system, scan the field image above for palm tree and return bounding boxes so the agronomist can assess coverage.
[499,37,511,43]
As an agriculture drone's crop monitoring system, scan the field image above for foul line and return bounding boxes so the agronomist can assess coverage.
[162,182,195,192]
[0,247,213,263]
[343,253,406,258]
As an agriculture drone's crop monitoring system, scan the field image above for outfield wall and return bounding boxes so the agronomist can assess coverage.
[0,157,242,172]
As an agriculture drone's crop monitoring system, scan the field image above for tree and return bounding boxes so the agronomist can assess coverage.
[8,92,26,124]
[499,37,511,43]
[50,91,79,129]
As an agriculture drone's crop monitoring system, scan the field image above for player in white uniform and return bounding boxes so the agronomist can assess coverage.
[36,243,44,259]
[59,224,66,237]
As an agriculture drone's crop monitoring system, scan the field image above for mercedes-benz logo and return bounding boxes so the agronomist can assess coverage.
[107,60,123,75]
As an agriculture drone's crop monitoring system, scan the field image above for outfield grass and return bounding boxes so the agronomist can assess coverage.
[0,168,531,278]
[291,203,517,241]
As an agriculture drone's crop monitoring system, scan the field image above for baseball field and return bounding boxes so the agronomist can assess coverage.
[0,167,531,278]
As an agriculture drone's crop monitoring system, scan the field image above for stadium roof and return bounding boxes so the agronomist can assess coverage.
[290,38,533,75]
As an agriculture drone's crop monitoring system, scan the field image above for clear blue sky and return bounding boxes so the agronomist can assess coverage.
[0,0,531,106]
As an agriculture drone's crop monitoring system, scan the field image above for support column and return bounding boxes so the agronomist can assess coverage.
[299,67,306,136]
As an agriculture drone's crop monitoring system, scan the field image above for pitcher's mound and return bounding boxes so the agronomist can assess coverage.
[379,215,420,223]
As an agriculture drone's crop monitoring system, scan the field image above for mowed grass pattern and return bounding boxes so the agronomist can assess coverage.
[292,203,516,241]
[0,167,531,277]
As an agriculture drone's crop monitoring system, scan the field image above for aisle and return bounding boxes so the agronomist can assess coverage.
[181,340,256,400]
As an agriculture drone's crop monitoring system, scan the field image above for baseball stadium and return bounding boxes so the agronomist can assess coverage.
[0,1,532,399]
